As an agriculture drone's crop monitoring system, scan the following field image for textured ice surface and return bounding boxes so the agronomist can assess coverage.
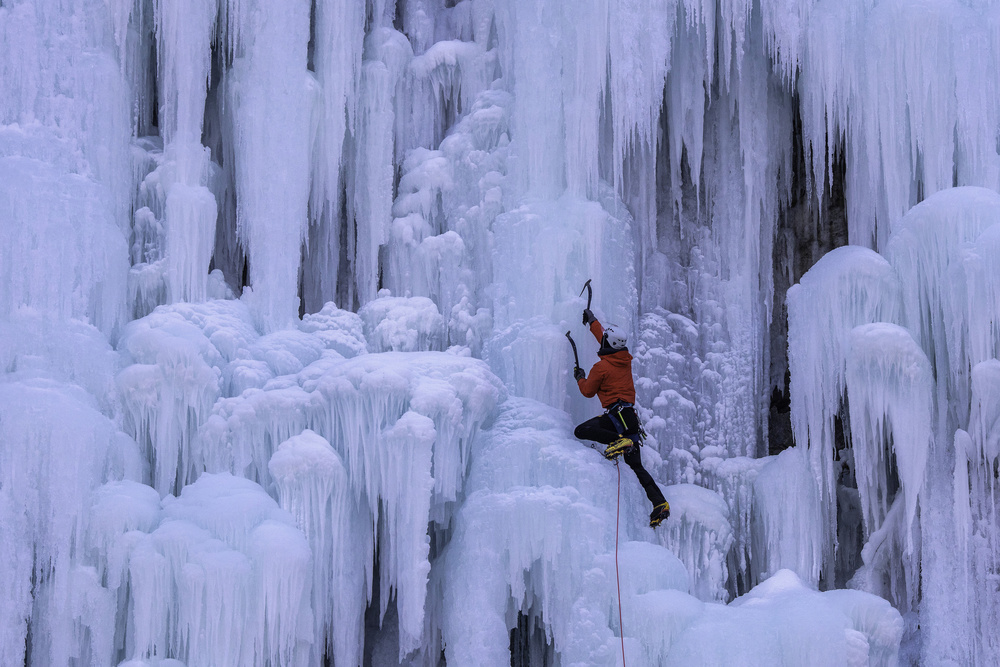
[788,187,1000,663]
[8,0,1000,663]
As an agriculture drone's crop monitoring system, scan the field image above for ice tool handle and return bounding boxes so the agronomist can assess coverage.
[565,331,581,372]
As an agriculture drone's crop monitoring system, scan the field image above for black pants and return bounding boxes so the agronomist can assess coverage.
[575,413,666,509]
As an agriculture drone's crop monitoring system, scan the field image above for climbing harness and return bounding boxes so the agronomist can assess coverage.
[606,400,646,444]
[614,459,626,667]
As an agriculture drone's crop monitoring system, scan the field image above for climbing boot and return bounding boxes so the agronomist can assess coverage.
[603,436,634,460]
[649,501,670,528]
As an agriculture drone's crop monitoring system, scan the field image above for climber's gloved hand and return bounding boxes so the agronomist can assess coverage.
[582,308,595,326]
[573,366,585,381]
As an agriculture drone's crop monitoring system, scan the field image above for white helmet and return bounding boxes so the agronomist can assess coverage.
[603,326,627,350]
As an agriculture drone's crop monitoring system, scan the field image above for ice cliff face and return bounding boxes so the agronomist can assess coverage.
[2,0,999,664]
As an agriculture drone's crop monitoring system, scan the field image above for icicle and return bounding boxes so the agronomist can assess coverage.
[346,28,411,307]
[787,245,902,581]
[845,323,932,554]
[608,0,676,196]
[150,0,220,304]
[124,473,312,666]
[226,0,313,331]
[752,447,823,587]
[269,430,369,667]
[0,378,121,666]
[886,186,1000,425]
[658,483,734,601]
[302,0,366,311]
[945,222,1000,427]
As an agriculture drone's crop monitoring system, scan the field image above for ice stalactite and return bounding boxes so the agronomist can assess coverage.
[106,473,313,666]
[301,0,365,312]
[787,245,902,582]
[607,0,676,195]
[658,483,734,601]
[0,378,130,667]
[949,361,1000,665]
[492,0,568,198]
[948,223,1000,423]
[787,1,1000,249]
[0,0,131,338]
[844,323,932,613]
[752,446,823,587]
[885,187,1000,415]
[347,28,412,308]
[153,0,219,305]
[117,305,228,495]
[269,430,370,667]
[384,85,510,353]
[226,0,313,331]
[403,36,497,157]
[845,324,932,554]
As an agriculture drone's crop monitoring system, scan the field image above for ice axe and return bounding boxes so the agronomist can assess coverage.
[579,279,592,310]
[566,331,581,374]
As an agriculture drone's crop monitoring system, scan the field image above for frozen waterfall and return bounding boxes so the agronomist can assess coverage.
[3,0,1000,664]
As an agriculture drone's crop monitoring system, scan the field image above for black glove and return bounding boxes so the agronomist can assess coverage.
[573,366,585,381]
[582,308,595,326]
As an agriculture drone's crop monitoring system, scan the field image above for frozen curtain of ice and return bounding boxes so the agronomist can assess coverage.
[2,0,1000,664]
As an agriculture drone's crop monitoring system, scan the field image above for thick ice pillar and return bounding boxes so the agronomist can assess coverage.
[227,0,313,331]
[302,0,366,312]
[155,0,219,304]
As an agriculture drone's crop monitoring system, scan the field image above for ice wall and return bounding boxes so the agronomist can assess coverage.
[6,0,1000,663]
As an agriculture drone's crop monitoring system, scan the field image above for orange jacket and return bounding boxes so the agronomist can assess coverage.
[577,320,635,408]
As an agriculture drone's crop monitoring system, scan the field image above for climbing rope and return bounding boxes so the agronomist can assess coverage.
[614,460,626,666]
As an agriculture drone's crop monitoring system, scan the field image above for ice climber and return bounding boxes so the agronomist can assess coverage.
[574,308,670,527]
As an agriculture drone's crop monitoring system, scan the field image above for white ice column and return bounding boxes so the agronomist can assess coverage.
[227,0,314,331]
[845,324,932,550]
[787,245,901,581]
[0,0,131,336]
[302,0,366,311]
[155,0,219,304]
[942,362,1000,665]
[945,223,1000,426]
[844,323,932,614]
[269,431,371,667]
[0,379,120,666]
[493,0,567,197]
[885,187,1000,425]
[349,28,412,306]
